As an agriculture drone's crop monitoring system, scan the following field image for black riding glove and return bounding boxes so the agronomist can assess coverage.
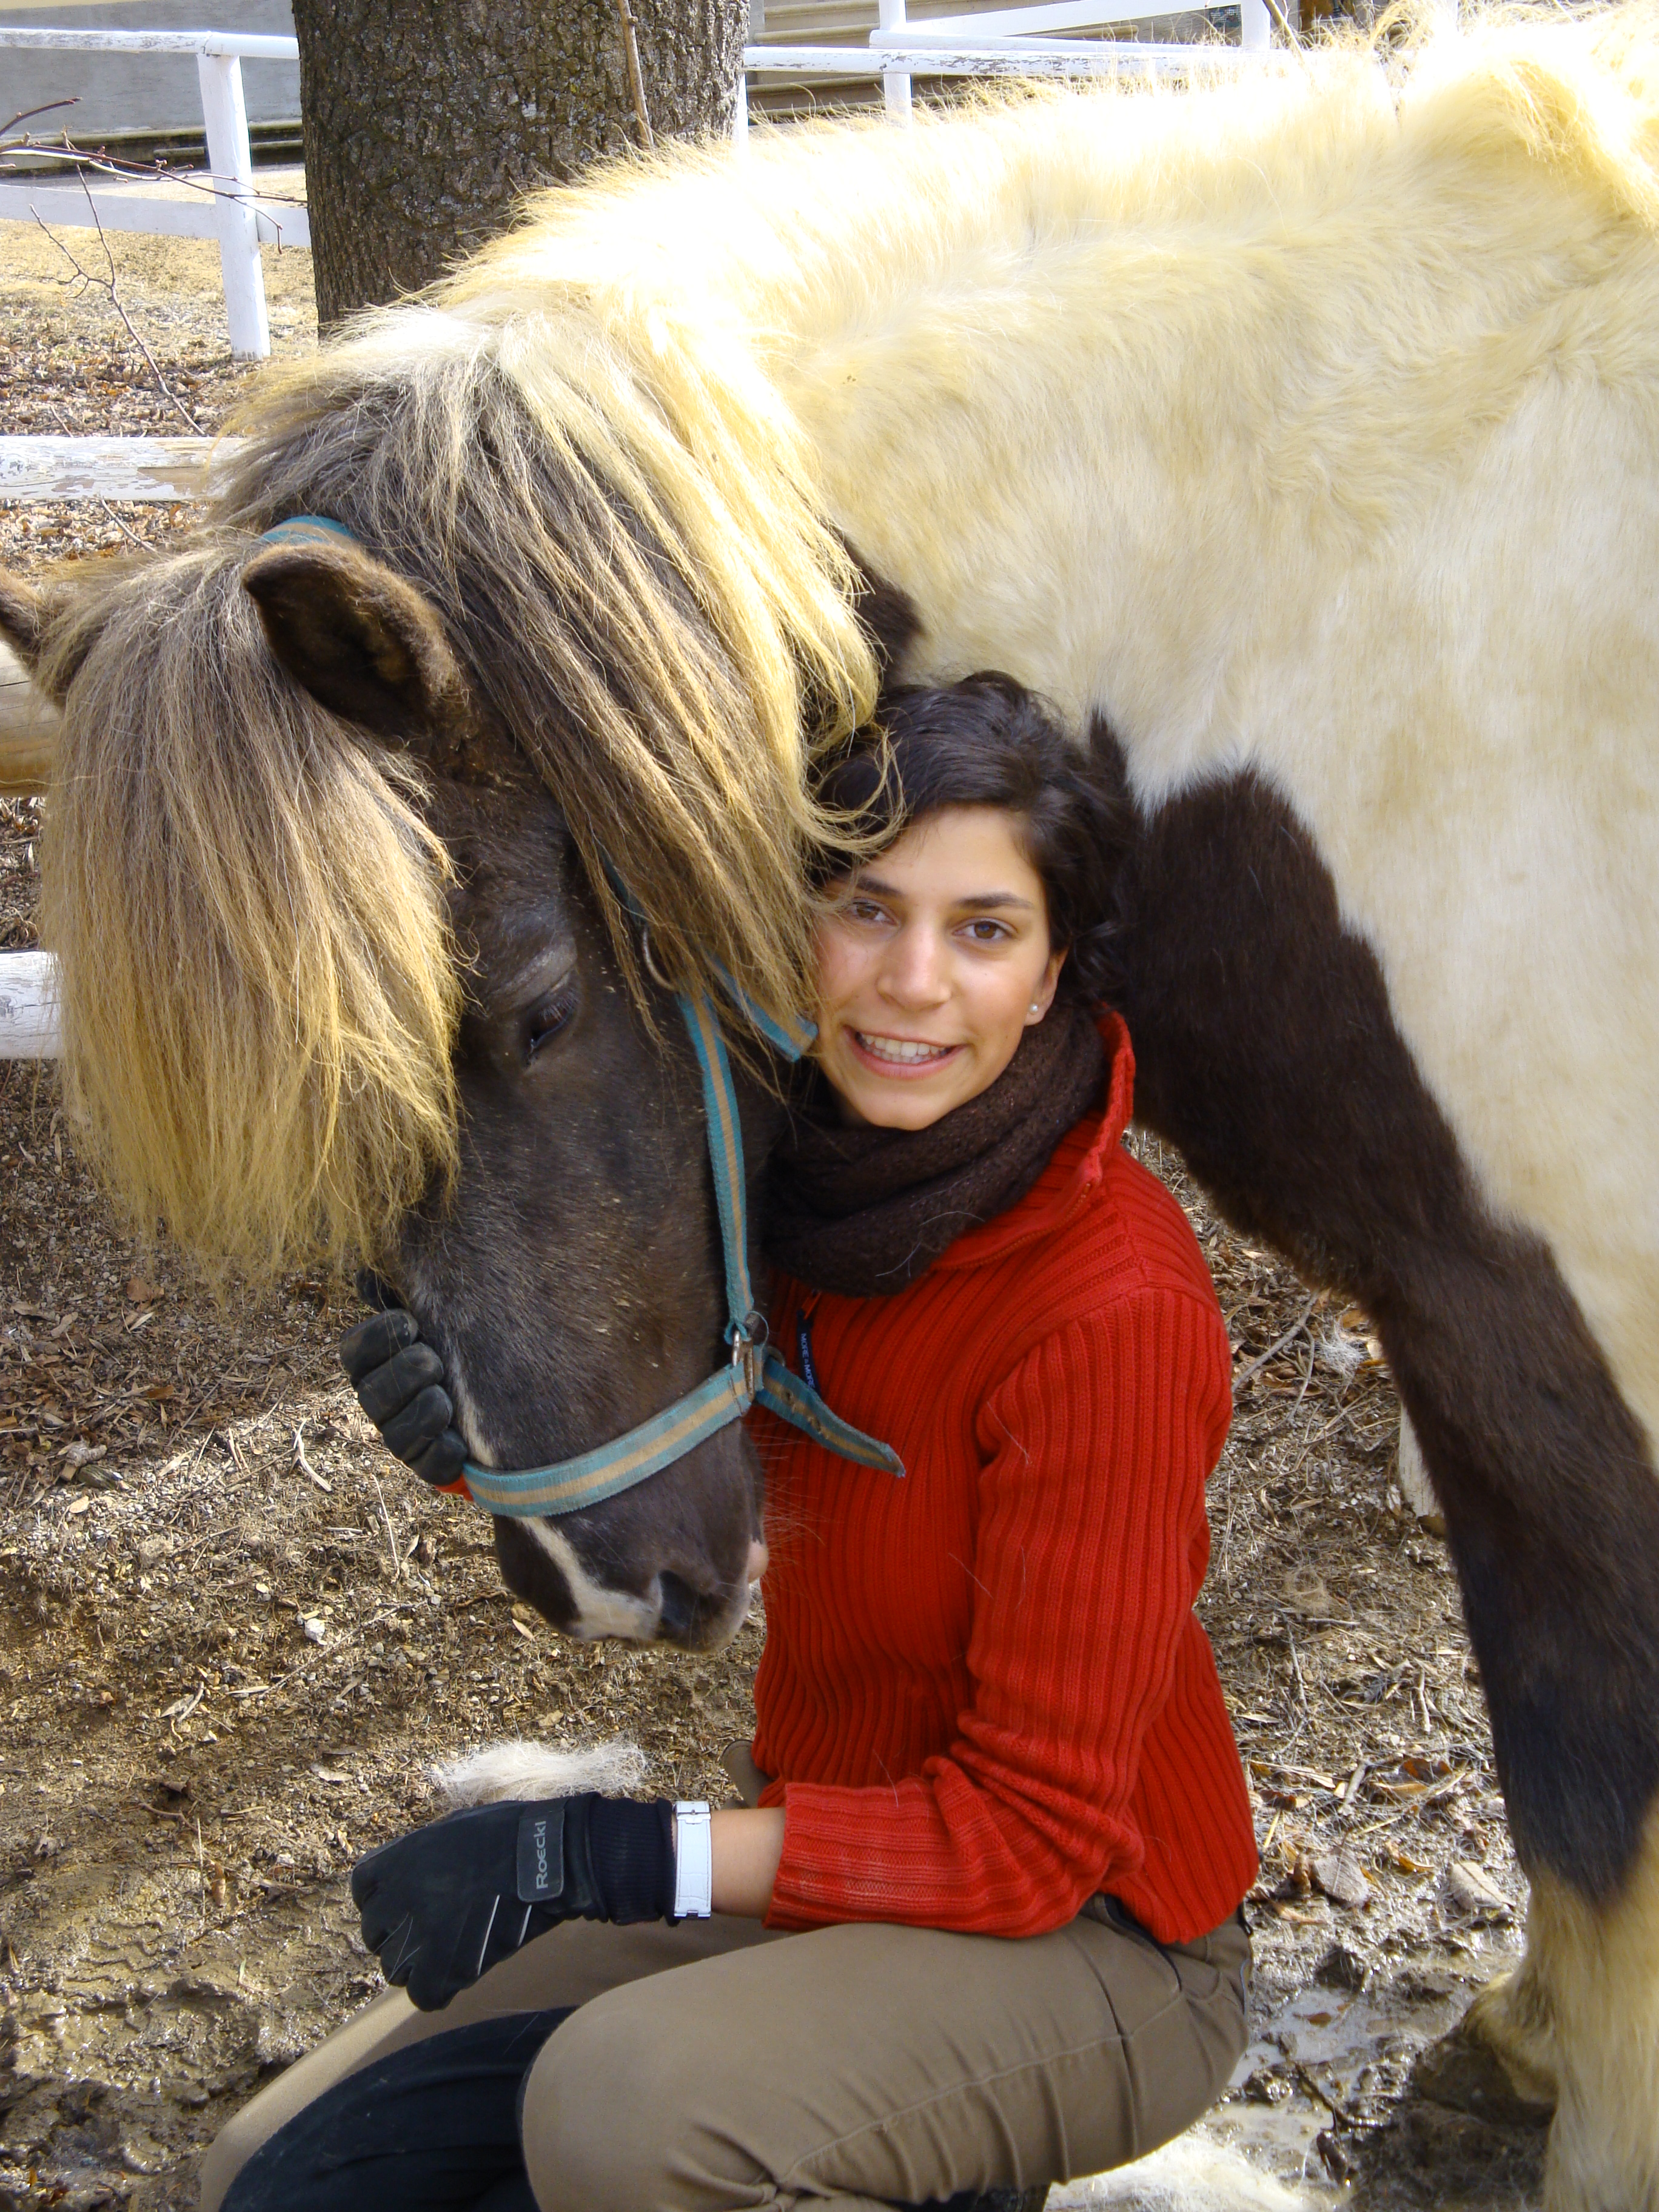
[350,1795,677,2012]
[340,1273,466,1487]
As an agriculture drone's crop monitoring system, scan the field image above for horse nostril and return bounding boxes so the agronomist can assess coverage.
[656,1570,703,1643]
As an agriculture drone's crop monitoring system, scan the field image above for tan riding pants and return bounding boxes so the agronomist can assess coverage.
[198,1901,1250,2211]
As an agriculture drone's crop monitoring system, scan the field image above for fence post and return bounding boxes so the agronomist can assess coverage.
[878,0,913,119]
[1239,0,1270,51]
[196,49,269,358]
[732,66,750,150]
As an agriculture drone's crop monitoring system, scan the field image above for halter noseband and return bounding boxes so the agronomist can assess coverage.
[255,515,903,1520]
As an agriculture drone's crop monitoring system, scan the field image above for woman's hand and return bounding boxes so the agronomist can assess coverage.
[350,1795,677,2011]
[339,1279,466,1487]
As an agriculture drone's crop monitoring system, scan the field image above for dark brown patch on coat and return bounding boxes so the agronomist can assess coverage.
[1092,725,1659,1905]
[846,549,923,679]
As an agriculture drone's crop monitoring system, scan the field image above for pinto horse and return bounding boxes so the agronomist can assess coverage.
[2,8,1658,2202]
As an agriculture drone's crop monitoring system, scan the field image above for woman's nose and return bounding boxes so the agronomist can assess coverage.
[879,925,950,1005]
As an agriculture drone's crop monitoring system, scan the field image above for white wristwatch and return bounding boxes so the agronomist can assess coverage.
[673,1799,713,1918]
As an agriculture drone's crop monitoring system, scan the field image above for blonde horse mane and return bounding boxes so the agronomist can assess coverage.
[39,545,461,1275]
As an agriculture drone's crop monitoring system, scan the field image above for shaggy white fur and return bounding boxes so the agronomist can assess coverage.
[432,1737,646,1807]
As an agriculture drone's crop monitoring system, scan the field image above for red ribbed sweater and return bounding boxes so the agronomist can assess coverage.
[748,1013,1257,1945]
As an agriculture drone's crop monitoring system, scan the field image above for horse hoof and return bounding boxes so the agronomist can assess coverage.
[1411,2021,1555,2130]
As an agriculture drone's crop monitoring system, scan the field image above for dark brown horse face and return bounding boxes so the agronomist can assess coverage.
[395,778,771,1648]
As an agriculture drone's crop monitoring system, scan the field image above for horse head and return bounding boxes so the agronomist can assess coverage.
[0,514,797,1649]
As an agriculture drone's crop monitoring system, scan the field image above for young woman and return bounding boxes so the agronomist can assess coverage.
[200,677,1257,2212]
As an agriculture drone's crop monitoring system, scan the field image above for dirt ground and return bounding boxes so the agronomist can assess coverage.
[0,213,1553,2212]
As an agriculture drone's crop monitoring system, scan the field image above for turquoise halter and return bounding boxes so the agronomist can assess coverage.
[255,515,904,1519]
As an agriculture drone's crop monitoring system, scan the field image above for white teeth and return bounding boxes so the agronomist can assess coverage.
[855,1033,953,1065]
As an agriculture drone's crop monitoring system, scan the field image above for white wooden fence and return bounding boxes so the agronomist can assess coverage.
[0,26,306,357]
[742,0,1284,127]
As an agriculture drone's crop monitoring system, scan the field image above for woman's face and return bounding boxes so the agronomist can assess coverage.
[814,805,1066,1130]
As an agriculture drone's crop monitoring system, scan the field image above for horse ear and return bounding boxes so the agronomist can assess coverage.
[241,538,473,752]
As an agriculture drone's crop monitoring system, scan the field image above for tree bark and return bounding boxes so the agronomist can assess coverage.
[290,0,748,326]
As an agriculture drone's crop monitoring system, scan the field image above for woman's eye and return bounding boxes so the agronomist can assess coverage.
[524,985,577,1059]
[962,919,1011,943]
[845,899,888,925]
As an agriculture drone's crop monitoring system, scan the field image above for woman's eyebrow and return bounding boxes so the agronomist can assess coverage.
[956,891,1037,913]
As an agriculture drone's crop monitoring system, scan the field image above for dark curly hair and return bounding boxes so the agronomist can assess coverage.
[813,674,1126,1005]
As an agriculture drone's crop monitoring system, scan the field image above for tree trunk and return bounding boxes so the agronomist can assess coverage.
[290,0,748,326]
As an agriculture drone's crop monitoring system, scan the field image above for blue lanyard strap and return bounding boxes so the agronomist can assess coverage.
[463,989,902,1519]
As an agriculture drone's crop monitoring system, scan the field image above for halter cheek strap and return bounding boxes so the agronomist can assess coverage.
[252,517,902,1515]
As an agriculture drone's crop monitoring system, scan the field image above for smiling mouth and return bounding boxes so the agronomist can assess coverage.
[852,1031,959,1067]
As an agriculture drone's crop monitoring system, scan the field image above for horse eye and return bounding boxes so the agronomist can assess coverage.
[524,984,577,1061]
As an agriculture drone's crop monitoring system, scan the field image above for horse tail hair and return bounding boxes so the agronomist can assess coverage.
[37,538,461,1277]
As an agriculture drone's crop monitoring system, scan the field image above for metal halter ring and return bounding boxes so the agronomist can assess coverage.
[728,1310,768,1393]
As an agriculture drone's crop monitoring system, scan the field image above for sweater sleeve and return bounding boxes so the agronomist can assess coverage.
[764,1287,1234,1936]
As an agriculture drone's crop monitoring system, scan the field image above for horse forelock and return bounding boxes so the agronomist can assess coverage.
[39,541,462,1276]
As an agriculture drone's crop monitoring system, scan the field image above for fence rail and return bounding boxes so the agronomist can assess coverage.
[0,433,220,503]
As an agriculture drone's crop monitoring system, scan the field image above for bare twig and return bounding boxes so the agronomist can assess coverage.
[1281,1611,1310,1715]
[615,0,655,150]
[1232,1293,1319,1395]
[369,1472,401,1581]
[0,98,81,145]
[33,196,204,434]
[5,135,304,212]
[292,1423,333,1493]
[165,1682,205,1732]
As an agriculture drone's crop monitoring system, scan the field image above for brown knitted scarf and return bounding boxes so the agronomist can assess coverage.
[762,1000,1106,1298]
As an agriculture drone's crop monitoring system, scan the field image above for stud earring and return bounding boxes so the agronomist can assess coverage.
[1028,1002,1041,1016]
